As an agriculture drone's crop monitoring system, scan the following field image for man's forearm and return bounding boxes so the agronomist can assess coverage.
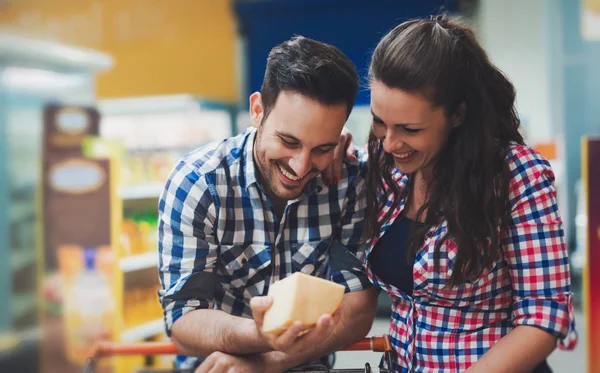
[171,309,271,357]
[271,287,380,371]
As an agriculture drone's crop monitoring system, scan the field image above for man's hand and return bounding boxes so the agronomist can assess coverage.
[195,351,277,373]
[321,127,357,185]
[250,295,337,356]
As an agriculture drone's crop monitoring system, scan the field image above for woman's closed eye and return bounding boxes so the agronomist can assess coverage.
[401,127,422,134]
[373,117,422,134]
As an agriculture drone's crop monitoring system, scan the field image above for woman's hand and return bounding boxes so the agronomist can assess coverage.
[321,127,358,185]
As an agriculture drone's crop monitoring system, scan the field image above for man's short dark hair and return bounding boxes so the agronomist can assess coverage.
[260,36,359,119]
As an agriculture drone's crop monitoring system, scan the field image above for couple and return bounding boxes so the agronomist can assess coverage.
[158,16,577,373]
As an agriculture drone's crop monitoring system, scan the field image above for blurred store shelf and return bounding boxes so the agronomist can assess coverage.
[119,183,164,200]
[120,319,164,342]
[119,253,159,272]
[10,250,35,272]
[11,294,37,319]
[9,202,34,222]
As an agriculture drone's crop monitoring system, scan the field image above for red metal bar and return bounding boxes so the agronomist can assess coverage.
[341,336,391,352]
[90,335,391,358]
[93,341,178,358]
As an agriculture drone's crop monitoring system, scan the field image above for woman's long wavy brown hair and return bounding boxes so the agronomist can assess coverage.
[363,16,525,286]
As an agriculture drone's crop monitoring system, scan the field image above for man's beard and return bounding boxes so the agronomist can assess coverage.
[253,128,313,201]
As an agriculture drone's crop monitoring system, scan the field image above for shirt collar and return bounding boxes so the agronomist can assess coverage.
[242,127,258,190]
[302,174,324,196]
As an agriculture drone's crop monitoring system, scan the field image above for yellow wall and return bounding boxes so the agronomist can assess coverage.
[0,0,238,101]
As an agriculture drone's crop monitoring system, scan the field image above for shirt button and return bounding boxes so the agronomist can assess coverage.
[418,268,425,274]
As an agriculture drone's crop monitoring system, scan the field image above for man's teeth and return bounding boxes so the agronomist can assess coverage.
[278,164,301,181]
[394,150,415,159]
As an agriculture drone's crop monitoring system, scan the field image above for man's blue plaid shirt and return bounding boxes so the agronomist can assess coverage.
[158,128,371,369]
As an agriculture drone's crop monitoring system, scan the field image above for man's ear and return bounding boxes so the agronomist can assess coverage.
[249,92,264,128]
[451,102,466,128]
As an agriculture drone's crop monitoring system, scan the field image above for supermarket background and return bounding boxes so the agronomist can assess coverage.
[0,0,599,372]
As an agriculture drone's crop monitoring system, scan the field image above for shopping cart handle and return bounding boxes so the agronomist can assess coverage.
[90,335,391,358]
[92,341,178,358]
[341,335,392,353]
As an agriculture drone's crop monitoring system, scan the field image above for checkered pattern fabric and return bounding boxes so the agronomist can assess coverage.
[365,144,578,372]
[158,128,370,369]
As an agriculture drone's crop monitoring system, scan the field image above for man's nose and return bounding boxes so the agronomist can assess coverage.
[288,151,312,178]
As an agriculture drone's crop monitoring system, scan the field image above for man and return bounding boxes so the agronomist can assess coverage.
[158,36,379,372]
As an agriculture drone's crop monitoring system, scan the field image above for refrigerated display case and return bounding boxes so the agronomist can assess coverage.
[0,33,112,372]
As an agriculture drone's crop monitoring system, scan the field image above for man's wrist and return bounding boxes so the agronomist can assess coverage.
[259,351,300,373]
[240,317,272,352]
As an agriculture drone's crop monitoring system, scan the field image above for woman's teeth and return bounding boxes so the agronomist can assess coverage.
[278,164,301,181]
[393,150,416,159]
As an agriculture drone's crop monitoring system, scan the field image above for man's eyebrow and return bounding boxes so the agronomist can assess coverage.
[276,131,338,148]
[276,131,299,142]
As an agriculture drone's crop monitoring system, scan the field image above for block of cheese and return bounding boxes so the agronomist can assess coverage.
[262,272,345,335]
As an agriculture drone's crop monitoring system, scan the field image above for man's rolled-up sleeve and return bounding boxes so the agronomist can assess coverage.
[158,162,219,336]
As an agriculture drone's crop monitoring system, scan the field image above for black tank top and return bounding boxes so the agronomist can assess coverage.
[369,217,419,295]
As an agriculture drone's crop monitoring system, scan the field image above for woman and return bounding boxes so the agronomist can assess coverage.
[363,16,578,372]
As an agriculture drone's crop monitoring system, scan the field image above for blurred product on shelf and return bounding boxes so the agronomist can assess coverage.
[42,272,64,316]
[121,210,158,257]
[123,285,162,329]
[121,150,179,187]
[57,245,118,366]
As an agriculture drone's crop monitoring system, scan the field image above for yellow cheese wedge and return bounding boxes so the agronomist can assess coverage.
[261,272,346,335]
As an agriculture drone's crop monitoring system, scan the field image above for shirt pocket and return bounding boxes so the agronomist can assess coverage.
[220,244,271,294]
[290,239,331,276]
